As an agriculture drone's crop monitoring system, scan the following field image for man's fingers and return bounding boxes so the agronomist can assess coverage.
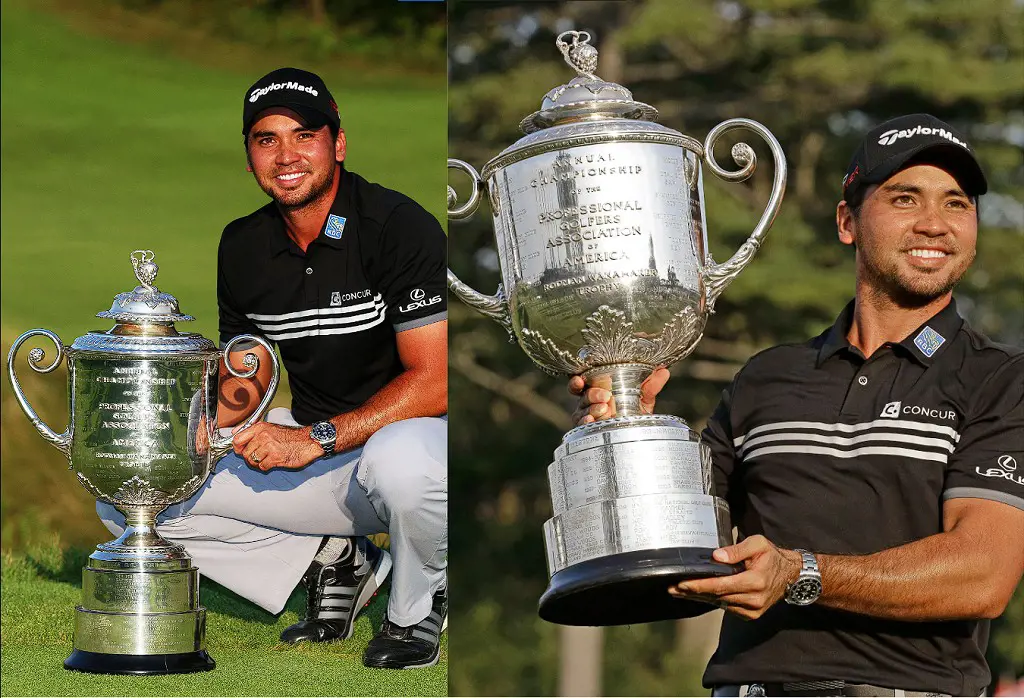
[668,587,762,611]
[256,451,276,471]
[568,376,586,396]
[713,534,770,565]
[582,387,612,407]
[670,569,767,598]
[572,411,596,427]
[241,434,269,465]
[232,422,263,449]
[639,367,670,412]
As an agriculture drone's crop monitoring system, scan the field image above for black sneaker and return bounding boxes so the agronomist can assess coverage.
[280,537,392,643]
[363,586,447,669]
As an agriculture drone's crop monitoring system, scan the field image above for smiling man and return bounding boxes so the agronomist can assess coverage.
[98,67,448,670]
[571,114,1023,696]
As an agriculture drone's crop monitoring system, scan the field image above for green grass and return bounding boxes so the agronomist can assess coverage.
[1,544,447,696]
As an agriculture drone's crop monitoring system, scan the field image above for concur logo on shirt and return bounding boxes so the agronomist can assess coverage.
[880,400,956,421]
[880,401,901,418]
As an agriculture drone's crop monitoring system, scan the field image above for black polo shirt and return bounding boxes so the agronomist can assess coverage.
[217,167,447,426]
[701,297,1023,696]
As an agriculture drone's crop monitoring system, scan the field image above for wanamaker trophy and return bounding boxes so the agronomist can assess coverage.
[447,31,787,625]
[7,250,280,674]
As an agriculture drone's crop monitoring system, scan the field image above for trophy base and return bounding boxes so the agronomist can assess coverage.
[66,535,214,672]
[538,546,741,626]
[64,649,215,675]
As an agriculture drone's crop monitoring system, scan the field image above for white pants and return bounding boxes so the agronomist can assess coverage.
[97,414,447,626]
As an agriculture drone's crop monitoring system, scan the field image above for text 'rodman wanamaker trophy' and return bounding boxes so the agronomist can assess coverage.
[7,250,280,674]
[448,32,787,626]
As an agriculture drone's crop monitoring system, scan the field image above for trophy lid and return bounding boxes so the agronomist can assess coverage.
[96,250,195,325]
[68,250,216,355]
[520,31,659,134]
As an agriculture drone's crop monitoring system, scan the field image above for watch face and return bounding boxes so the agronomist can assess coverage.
[789,577,822,605]
[311,422,336,443]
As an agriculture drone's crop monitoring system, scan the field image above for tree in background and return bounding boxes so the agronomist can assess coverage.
[448,1,1023,695]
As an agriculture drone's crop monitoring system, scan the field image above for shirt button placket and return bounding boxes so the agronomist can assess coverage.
[305,264,318,315]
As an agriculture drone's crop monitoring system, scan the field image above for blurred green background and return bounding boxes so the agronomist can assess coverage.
[447,1,1024,696]
[1,0,446,694]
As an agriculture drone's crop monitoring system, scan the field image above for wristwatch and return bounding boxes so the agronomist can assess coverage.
[309,421,337,455]
[784,549,822,606]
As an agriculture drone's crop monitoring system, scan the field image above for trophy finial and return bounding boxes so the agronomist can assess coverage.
[556,31,599,79]
[130,250,158,293]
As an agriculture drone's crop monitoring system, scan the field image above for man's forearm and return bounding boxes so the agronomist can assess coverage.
[323,366,446,453]
[816,529,1007,621]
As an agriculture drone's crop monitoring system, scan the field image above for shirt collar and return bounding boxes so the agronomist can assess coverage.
[816,299,857,366]
[268,166,355,257]
[816,297,962,367]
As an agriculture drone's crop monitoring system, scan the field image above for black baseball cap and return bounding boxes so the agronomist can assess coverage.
[842,114,987,205]
[242,67,341,137]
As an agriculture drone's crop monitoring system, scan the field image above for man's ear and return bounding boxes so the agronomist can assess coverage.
[335,129,347,163]
[837,201,856,247]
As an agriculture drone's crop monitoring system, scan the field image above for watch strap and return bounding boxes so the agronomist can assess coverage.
[794,548,819,575]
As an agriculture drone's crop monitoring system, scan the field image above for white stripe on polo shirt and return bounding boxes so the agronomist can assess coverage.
[732,418,961,447]
[743,443,950,464]
[249,300,386,332]
[259,313,388,341]
[737,430,956,458]
[246,295,388,341]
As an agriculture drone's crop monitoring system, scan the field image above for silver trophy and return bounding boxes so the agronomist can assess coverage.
[7,250,279,673]
[448,32,787,625]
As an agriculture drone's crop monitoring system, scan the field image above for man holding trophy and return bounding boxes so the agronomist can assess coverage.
[575,115,1024,696]
[97,68,449,670]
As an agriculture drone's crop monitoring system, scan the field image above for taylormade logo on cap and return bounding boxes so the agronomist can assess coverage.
[249,81,319,103]
[877,124,968,149]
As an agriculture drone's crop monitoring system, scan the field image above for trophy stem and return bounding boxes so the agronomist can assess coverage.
[581,363,653,418]
[95,504,186,560]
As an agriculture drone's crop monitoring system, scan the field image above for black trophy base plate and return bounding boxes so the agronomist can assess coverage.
[539,547,742,626]
[64,649,216,675]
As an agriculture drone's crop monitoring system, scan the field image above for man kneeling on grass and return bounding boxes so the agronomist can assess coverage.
[98,68,448,670]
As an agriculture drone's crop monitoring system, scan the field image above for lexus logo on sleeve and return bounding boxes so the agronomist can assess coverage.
[975,454,1024,487]
[398,288,441,314]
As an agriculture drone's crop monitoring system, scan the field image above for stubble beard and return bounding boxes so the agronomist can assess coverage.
[860,239,974,309]
[257,163,336,212]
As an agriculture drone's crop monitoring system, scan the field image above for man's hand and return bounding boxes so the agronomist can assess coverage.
[568,367,670,426]
[667,535,802,620]
[232,422,323,471]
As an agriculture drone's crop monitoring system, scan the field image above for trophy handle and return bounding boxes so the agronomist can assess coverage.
[447,269,515,342]
[6,329,72,460]
[701,118,788,310]
[209,334,281,461]
[447,158,516,340]
[447,158,483,220]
